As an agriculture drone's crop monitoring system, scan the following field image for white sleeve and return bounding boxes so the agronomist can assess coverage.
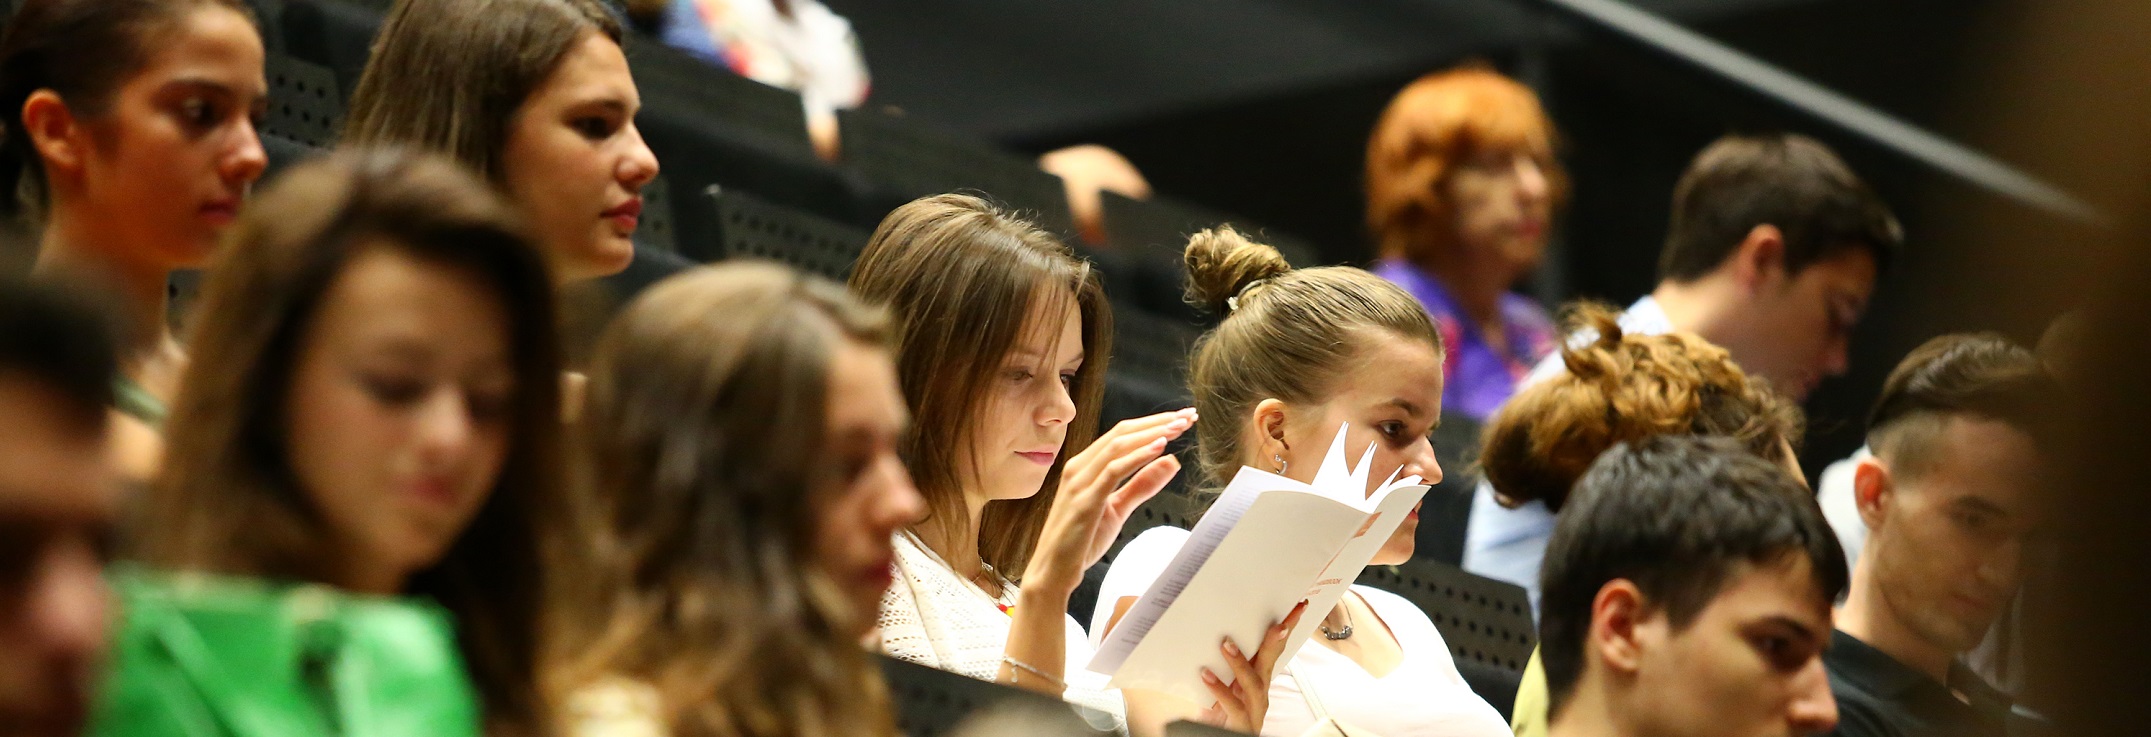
[1085,526,1192,647]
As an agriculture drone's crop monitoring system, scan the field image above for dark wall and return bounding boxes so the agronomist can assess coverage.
[990,0,2088,476]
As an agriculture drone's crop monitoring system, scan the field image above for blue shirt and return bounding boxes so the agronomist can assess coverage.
[1372,260,1556,422]
[1462,296,1671,615]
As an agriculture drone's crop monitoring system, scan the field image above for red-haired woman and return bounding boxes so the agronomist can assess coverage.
[1365,66,1566,421]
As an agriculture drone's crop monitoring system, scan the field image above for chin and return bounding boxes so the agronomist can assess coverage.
[586,237,637,277]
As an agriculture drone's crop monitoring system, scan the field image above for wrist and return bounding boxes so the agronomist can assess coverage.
[1016,573,1077,606]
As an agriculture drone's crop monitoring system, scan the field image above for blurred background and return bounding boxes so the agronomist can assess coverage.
[818,0,2104,480]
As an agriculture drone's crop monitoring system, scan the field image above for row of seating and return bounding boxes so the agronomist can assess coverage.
[215,1,1538,730]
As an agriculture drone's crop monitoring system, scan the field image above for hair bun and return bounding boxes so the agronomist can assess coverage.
[1183,225,1292,315]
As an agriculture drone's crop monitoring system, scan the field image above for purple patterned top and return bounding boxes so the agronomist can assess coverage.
[1373,259,1557,421]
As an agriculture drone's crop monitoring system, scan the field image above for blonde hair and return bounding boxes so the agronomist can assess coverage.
[561,262,895,737]
[1182,225,1442,492]
[1479,303,1802,513]
[847,194,1110,579]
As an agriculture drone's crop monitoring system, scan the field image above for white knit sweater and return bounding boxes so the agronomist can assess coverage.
[878,531,1127,733]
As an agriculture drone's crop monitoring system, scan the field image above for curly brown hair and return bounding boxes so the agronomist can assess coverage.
[1478,303,1802,513]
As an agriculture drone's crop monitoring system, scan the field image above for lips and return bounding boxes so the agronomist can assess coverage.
[405,477,458,508]
[200,197,242,226]
[1016,450,1057,466]
[602,197,643,233]
[861,558,894,589]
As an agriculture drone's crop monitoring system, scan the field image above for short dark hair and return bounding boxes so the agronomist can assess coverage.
[1539,435,1847,716]
[1658,133,1903,282]
[1866,333,2058,478]
[0,276,116,435]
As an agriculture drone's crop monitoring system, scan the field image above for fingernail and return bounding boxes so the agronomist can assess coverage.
[1223,639,1242,657]
[1201,668,1221,684]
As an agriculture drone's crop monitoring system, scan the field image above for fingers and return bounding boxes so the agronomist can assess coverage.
[1081,435,1171,498]
[1220,637,1263,693]
[1105,454,1180,518]
[1094,408,1198,447]
[1200,667,1250,728]
[1067,410,1195,483]
[1251,600,1310,677]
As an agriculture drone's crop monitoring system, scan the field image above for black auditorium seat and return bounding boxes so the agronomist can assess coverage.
[1100,190,1323,268]
[1098,191,1325,322]
[626,41,870,228]
[880,655,1102,737]
[258,52,341,178]
[836,106,1076,241]
[278,0,385,96]
[1414,409,1486,567]
[1164,721,1253,737]
[679,185,873,281]
[1357,557,1536,719]
[1101,301,1196,423]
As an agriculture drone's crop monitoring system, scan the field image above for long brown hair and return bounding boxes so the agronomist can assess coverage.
[1182,225,1443,494]
[140,148,566,736]
[847,194,1111,577]
[1478,303,1803,513]
[342,0,621,183]
[561,262,895,737]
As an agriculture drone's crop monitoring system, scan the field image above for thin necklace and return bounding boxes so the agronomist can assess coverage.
[1319,601,1355,641]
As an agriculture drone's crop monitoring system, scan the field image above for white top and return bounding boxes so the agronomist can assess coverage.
[1816,445,1872,571]
[878,531,1127,733]
[1093,527,1510,737]
[1465,296,1675,615]
[685,0,870,122]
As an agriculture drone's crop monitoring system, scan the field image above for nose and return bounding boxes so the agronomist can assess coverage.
[1980,536,2026,592]
[1407,436,1443,485]
[875,459,928,529]
[1514,156,1550,204]
[1822,335,1852,378]
[1787,659,1840,734]
[29,539,109,672]
[414,387,477,463]
[224,118,269,188]
[616,122,660,192]
[1038,378,1078,428]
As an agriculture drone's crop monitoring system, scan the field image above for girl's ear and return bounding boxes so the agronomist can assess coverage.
[22,90,88,181]
[1252,398,1291,465]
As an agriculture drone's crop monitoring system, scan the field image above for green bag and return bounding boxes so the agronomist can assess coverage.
[90,568,483,737]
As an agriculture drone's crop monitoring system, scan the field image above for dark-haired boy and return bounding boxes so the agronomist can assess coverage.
[1828,334,2054,737]
[1541,435,1846,737]
[1470,132,1902,609]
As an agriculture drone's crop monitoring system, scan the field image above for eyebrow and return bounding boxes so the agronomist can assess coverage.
[571,97,637,115]
[1758,615,1823,645]
[1381,398,1426,417]
[1950,496,2011,517]
[162,77,268,105]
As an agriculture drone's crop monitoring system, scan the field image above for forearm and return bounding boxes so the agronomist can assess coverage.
[997,583,1073,697]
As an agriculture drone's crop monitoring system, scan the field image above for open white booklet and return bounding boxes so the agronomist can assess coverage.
[1087,423,1429,704]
